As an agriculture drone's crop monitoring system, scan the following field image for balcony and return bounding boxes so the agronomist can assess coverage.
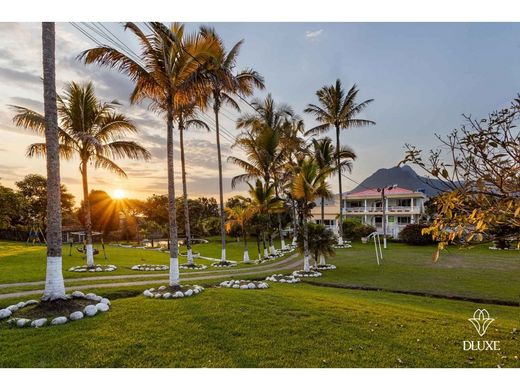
[344,206,421,214]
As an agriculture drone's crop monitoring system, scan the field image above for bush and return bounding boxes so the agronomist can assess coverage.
[342,219,376,240]
[398,224,434,245]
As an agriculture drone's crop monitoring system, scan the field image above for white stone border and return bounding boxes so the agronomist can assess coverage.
[265,274,301,283]
[0,291,111,328]
[68,264,117,273]
[334,244,352,249]
[292,270,322,278]
[312,264,337,270]
[131,264,169,271]
[219,280,269,289]
[179,263,208,270]
[211,261,237,268]
[488,246,519,250]
[143,285,204,299]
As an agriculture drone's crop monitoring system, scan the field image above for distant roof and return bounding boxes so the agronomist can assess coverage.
[347,187,418,197]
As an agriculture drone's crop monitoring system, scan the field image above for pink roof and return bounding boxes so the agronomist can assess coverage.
[346,187,416,197]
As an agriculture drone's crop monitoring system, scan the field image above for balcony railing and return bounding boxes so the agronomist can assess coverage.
[344,206,421,213]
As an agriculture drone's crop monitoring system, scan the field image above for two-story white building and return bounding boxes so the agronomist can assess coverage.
[311,186,428,239]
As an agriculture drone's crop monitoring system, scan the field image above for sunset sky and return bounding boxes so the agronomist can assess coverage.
[1,22,519,204]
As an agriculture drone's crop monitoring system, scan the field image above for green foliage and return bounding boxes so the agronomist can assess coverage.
[0,184,27,229]
[297,223,336,263]
[201,216,221,236]
[398,224,434,246]
[342,218,376,240]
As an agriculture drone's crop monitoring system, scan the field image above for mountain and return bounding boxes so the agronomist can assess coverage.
[348,166,446,197]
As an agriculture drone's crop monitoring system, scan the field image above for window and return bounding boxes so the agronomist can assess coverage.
[375,216,382,223]
[323,219,335,226]
[398,216,411,225]
[388,216,395,223]
[347,201,362,207]
[398,199,411,207]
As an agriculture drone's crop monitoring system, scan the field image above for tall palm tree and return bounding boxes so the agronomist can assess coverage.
[13,81,150,268]
[291,158,332,272]
[80,22,216,287]
[305,80,374,245]
[199,26,264,264]
[247,179,284,259]
[41,22,66,301]
[177,105,209,267]
[225,198,254,263]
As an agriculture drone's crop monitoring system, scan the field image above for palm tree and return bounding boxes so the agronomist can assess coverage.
[199,26,264,264]
[41,22,66,301]
[12,81,150,268]
[297,223,336,267]
[247,179,284,259]
[80,22,216,287]
[225,198,254,263]
[177,105,209,267]
[304,80,374,245]
[291,157,332,272]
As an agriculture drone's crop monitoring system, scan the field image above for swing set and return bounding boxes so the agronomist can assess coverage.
[367,231,384,265]
[68,231,107,260]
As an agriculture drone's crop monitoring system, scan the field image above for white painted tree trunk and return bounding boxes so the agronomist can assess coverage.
[280,238,286,250]
[43,256,66,300]
[86,244,94,267]
[292,236,297,246]
[221,248,226,262]
[303,255,310,272]
[338,236,344,245]
[319,254,326,265]
[269,245,276,255]
[187,248,193,265]
[243,250,250,263]
[169,257,179,286]
[264,248,269,258]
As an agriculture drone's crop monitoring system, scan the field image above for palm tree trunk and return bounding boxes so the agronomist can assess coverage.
[256,233,261,261]
[167,102,179,287]
[179,122,193,266]
[213,99,226,262]
[262,231,268,258]
[41,22,66,301]
[303,213,310,272]
[277,214,285,250]
[242,229,250,263]
[80,161,94,267]
[321,196,325,224]
[291,198,298,246]
[336,125,344,245]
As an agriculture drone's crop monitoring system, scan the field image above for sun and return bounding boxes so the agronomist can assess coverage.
[113,189,126,199]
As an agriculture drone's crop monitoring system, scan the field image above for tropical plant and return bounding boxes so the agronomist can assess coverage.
[226,198,255,263]
[291,157,332,271]
[297,223,336,266]
[40,22,66,300]
[80,22,216,286]
[305,80,374,244]
[199,26,264,264]
[12,81,150,268]
[398,224,434,246]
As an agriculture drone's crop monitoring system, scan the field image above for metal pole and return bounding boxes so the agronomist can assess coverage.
[382,188,387,249]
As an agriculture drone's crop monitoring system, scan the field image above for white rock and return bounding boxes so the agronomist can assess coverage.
[51,316,68,325]
[239,285,248,290]
[154,293,162,299]
[0,309,12,319]
[173,291,184,298]
[219,281,228,287]
[232,284,240,289]
[6,305,18,313]
[100,298,111,306]
[143,290,153,298]
[85,293,97,301]
[131,265,139,270]
[258,283,268,289]
[247,283,256,289]
[149,288,156,292]
[184,289,193,297]
[158,286,166,291]
[69,311,84,321]
[71,291,85,298]
[163,293,172,299]
[95,267,103,272]
[95,303,110,312]
[17,318,31,327]
[24,300,38,306]
[16,301,26,309]
[84,305,98,317]
[31,318,47,328]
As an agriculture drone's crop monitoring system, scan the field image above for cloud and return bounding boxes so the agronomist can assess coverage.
[0,67,41,86]
[305,29,324,41]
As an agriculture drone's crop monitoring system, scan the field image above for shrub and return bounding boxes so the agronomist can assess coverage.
[297,223,336,264]
[342,219,376,240]
[398,224,434,245]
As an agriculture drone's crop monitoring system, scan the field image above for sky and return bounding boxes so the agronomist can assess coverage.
[0,22,519,205]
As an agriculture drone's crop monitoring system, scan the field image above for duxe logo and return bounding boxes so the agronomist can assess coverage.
[462,309,500,351]
[468,309,495,336]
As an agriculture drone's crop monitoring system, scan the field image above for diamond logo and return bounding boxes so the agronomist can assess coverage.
[468,309,495,337]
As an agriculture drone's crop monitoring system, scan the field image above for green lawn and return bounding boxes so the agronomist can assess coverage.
[319,242,520,303]
[0,238,288,285]
[0,284,518,368]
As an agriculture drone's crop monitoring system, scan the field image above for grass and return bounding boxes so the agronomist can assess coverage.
[0,284,518,368]
[0,238,289,285]
[318,242,520,303]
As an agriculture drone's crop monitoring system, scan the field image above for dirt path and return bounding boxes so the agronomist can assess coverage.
[0,253,303,300]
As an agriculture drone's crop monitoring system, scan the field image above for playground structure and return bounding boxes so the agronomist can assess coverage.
[367,232,384,265]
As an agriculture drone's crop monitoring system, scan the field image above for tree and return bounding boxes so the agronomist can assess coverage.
[401,96,520,259]
[15,174,75,227]
[310,137,356,225]
[41,22,66,300]
[81,22,216,287]
[305,80,374,244]
[291,157,332,272]
[77,190,121,237]
[226,197,255,263]
[297,223,336,266]
[199,26,264,264]
[0,183,27,230]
